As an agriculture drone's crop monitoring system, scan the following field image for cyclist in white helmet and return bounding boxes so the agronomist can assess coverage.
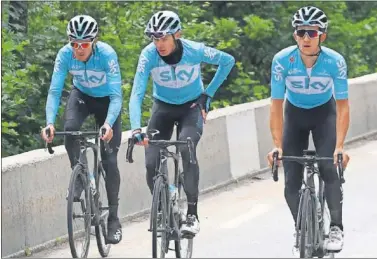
[41,15,124,244]
[129,10,235,236]
[267,6,350,252]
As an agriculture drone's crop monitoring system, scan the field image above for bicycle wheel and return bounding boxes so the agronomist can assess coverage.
[95,162,111,257]
[175,172,193,258]
[300,189,314,258]
[67,164,91,258]
[151,176,169,258]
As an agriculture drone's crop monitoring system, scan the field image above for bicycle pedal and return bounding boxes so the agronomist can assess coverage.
[91,215,101,226]
[169,231,180,241]
[328,250,341,254]
[181,232,195,239]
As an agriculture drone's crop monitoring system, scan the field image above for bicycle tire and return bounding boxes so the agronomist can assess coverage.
[67,164,91,258]
[300,189,314,258]
[151,176,169,258]
[95,162,111,257]
[175,173,193,258]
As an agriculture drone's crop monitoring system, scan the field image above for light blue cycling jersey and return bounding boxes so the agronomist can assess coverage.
[270,45,348,108]
[46,41,122,127]
[129,38,235,130]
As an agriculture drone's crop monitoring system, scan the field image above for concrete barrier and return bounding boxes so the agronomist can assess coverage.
[2,73,377,257]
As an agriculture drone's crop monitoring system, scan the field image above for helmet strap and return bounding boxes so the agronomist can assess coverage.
[172,34,179,51]
[91,37,98,51]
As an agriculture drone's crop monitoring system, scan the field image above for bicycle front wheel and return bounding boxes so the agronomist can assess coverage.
[67,164,91,258]
[300,189,315,258]
[151,176,169,258]
[95,162,111,257]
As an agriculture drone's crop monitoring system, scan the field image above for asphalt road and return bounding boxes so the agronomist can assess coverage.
[30,139,377,258]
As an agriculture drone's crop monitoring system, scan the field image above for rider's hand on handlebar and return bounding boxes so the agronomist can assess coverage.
[41,124,55,143]
[267,147,283,167]
[101,123,113,142]
[132,129,148,146]
[333,148,350,169]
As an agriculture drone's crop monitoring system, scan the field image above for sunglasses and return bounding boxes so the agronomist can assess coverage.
[145,32,167,40]
[295,29,323,39]
[70,41,93,49]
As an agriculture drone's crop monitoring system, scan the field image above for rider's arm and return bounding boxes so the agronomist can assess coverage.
[269,56,286,149]
[129,51,153,130]
[200,45,235,97]
[46,49,69,126]
[104,51,122,127]
[332,56,350,149]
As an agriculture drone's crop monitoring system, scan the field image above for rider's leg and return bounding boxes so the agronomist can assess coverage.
[63,87,89,201]
[144,99,175,193]
[312,98,343,251]
[282,100,310,226]
[63,87,90,167]
[177,102,203,235]
[93,96,123,244]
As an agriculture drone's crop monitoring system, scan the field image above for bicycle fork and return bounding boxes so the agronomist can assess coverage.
[295,167,317,249]
[297,169,327,256]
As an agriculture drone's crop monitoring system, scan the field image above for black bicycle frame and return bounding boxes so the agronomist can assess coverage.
[296,158,324,252]
[271,149,345,256]
[46,128,112,222]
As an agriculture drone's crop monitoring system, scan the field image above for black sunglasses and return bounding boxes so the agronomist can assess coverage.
[295,29,323,38]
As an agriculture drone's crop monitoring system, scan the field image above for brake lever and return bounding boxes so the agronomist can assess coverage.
[337,153,345,184]
[272,151,279,182]
[101,127,113,154]
[126,137,135,163]
[45,128,54,154]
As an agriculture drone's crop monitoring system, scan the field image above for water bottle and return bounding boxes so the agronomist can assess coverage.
[316,198,322,223]
[169,184,177,201]
[169,184,178,213]
[89,172,97,195]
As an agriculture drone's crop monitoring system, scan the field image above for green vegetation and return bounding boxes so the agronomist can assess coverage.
[2,1,377,157]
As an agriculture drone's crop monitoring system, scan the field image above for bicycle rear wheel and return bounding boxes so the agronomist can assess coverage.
[175,172,193,258]
[151,176,169,258]
[300,189,314,258]
[67,164,91,258]
[95,162,111,257]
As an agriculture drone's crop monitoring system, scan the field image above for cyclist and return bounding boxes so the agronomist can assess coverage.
[267,6,350,252]
[41,15,123,244]
[129,10,235,236]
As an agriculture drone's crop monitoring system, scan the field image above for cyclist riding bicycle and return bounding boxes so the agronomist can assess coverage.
[129,10,235,236]
[266,6,350,252]
[41,15,123,244]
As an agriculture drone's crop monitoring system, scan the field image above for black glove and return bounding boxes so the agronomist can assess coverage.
[195,94,212,113]
[132,128,147,143]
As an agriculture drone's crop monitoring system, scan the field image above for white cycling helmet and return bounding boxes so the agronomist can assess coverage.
[145,11,181,38]
[292,6,328,32]
[66,15,98,40]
